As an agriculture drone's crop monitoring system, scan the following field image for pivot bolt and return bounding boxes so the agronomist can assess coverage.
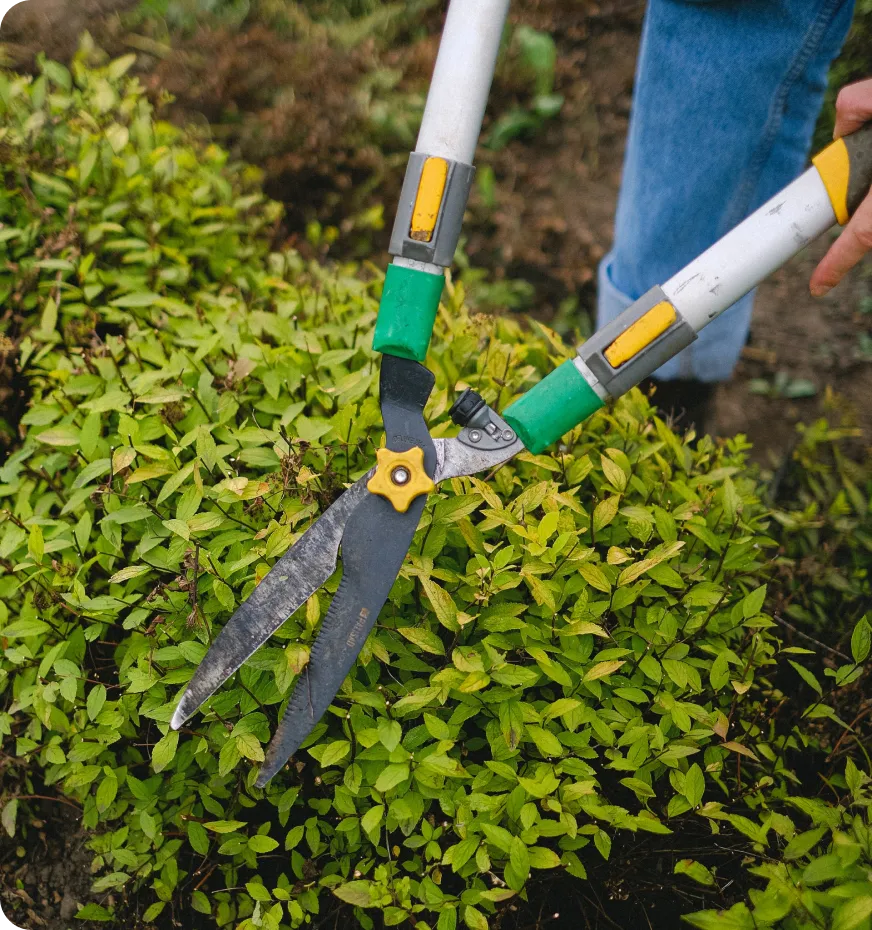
[468,429,482,443]
[502,429,515,442]
[391,466,411,486]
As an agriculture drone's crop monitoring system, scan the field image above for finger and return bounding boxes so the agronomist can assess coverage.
[833,78,872,139]
[810,191,872,296]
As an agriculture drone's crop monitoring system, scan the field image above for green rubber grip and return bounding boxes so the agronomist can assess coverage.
[503,360,605,454]
[373,263,445,362]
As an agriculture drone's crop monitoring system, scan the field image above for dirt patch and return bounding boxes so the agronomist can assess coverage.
[0,799,94,930]
[0,0,136,66]
[713,241,872,464]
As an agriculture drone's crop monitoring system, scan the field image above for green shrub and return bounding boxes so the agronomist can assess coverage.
[1,48,871,930]
[770,416,872,634]
[686,759,872,930]
[0,37,279,446]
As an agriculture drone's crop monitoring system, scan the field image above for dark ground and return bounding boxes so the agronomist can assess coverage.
[0,799,94,929]
[3,0,872,466]
[0,1,871,927]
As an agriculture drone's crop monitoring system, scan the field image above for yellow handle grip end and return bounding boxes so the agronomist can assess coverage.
[813,137,850,226]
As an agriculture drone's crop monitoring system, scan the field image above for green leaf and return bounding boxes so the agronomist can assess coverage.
[28,524,44,563]
[617,541,684,586]
[37,426,80,446]
[783,825,828,860]
[743,585,767,619]
[248,835,279,854]
[219,737,241,776]
[319,740,350,768]
[421,577,458,630]
[110,291,161,308]
[378,720,402,752]
[188,821,209,855]
[579,562,611,594]
[397,625,445,655]
[592,496,620,532]
[594,830,611,860]
[526,725,563,758]
[499,700,524,750]
[152,730,178,773]
[710,653,730,690]
[204,820,247,834]
[620,777,655,799]
[684,763,705,807]
[463,904,489,930]
[584,660,625,682]
[803,853,845,886]
[39,296,58,334]
[832,896,872,930]
[674,859,715,886]
[543,698,581,721]
[142,902,166,922]
[601,454,627,492]
[851,615,871,664]
[2,799,18,837]
[87,684,107,721]
[508,836,530,887]
[333,881,375,907]
[721,741,759,762]
[235,731,265,762]
[108,565,150,584]
[75,904,114,922]
[101,505,151,525]
[96,772,118,812]
[788,660,822,696]
[360,805,384,836]
[2,620,50,638]
[538,510,559,541]
[423,713,452,740]
[375,764,410,793]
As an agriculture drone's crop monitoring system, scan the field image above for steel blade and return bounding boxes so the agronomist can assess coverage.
[256,354,436,785]
[170,475,371,731]
[255,488,424,786]
[433,434,523,483]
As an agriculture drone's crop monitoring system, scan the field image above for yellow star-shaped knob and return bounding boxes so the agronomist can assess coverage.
[366,446,435,513]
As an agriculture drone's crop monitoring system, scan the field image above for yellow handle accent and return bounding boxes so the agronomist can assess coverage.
[604,301,677,368]
[813,137,850,226]
[410,157,449,242]
[366,446,435,513]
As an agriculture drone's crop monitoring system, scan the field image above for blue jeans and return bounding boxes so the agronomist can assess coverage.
[597,0,855,382]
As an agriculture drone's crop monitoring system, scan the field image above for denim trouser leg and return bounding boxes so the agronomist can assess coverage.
[597,0,855,382]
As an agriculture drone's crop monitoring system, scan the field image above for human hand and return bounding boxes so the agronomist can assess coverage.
[810,77,872,297]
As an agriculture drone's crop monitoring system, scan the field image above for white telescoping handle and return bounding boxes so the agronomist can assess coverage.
[662,168,836,331]
[569,123,872,407]
[415,0,511,164]
[375,0,512,362]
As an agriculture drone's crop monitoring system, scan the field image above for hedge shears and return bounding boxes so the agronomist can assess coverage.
[171,0,872,786]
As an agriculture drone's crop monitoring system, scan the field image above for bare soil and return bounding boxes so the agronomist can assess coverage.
[0,800,95,930]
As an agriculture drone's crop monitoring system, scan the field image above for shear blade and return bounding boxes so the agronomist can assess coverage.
[256,487,426,786]
[170,474,371,732]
